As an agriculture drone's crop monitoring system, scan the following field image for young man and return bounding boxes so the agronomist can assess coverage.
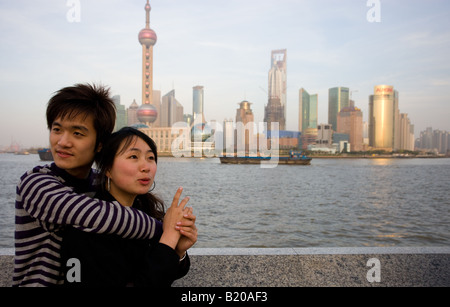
[13,83,164,287]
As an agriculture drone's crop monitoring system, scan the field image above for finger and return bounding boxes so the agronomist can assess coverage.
[171,187,183,207]
[178,196,190,209]
[183,210,196,220]
[177,219,195,227]
[179,227,198,239]
[183,206,193,214]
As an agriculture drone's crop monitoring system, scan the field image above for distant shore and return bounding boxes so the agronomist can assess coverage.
[157,152,449,159]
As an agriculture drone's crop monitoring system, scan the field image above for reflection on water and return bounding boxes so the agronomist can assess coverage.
[0,154,449,248]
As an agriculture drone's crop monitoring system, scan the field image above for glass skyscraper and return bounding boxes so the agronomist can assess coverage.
[328,87,350,131]
[298,88,318,133]
[193,85,204,121]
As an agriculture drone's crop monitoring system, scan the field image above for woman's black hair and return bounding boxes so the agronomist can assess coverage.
[97,127,165,220]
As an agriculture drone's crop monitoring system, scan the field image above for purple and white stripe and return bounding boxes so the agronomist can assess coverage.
[13,165,162,287]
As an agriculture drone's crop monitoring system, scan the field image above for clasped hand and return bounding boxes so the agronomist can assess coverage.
[159,187,197,259]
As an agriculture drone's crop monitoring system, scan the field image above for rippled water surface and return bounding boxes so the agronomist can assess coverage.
[1,154,449,248]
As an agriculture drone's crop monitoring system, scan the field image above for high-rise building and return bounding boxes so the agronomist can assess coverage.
[127,99,139,126]
[264,97,285,131]
[337,106,364,151]
[298,88,318,133]
[112,95,127,131]
[235,100,255,153]
[193,85,204,122]
[137,0,158,126]
[369,85,400,150]
[236,100,254,126]
[328,87,350,132]
[160,90,184,127]
[418,128,450,154]
[266,49,287,127]
[399,113,414,151]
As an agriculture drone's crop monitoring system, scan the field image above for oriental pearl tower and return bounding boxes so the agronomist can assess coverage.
[137,0,158,126]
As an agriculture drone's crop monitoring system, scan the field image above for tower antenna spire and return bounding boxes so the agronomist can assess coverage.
[145,0,150,28]
[137,0,158,126]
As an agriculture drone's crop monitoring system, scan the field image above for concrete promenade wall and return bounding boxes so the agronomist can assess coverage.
[1,247,449,287]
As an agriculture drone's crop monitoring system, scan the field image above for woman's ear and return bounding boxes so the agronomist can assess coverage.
[97,143,103,153]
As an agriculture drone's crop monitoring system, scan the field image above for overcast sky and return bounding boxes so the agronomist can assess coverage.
[1,0,449,148]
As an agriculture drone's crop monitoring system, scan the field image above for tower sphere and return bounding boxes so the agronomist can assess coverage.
[139,28,157,46]
[137,104,158,124]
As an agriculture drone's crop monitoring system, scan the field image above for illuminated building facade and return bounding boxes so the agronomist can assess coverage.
[337,106,364,151]
[369,85,399,150]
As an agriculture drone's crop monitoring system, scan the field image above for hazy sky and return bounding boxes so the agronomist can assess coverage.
[1,0,449,148]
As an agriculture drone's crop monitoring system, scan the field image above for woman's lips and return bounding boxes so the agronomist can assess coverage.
[138,178,151,185]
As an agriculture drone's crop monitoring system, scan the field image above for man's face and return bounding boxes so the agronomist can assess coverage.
[49,113,98,179]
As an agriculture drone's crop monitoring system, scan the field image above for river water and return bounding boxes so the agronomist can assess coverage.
[1,154,449,248]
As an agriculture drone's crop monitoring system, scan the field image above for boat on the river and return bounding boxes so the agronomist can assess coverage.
[38,148,53,161]
[219,150,312,165]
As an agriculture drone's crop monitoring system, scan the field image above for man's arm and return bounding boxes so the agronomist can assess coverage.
[17,171,162,239]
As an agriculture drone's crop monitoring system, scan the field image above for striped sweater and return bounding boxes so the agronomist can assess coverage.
[13,163,163,287]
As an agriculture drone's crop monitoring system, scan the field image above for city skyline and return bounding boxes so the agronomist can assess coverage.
[1,0,450,147]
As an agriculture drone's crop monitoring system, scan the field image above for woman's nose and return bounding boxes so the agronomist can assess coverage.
[140,161,151,173]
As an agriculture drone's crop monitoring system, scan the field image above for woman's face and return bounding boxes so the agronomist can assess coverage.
[107,136,157,206]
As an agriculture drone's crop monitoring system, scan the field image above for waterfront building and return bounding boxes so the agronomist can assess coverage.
[184,114,194,127]
[298,88,318,133]
[368,85,399,151]
[337,106,363,151]
[127,99,139,126]
[316,124,333,147]
[222,119,234,155]
[112,95,127,131]
[235,101,255,154]
[399,113,414,151]
[140,126,185,154]
[301,127,317,150]
[193,85,204,122]
[417,127,450,154]
[265,130,300,150]
[160,90,184,127]
[328,87,350,132]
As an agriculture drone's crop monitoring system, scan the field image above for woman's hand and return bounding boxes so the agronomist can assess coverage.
[175,207,198,258]
[159,187,189,250]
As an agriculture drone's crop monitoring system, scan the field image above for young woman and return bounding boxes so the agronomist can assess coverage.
[61,127,197,287]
